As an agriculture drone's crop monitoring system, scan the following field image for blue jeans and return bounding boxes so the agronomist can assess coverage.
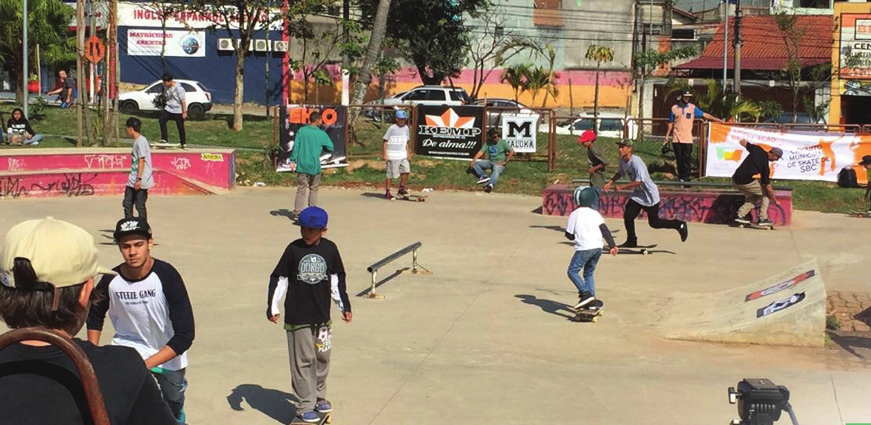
[567,248,602,296]
[25,134,43,145]
[153,368,187,423]
[473,160,506,186]
[590,187,602,212]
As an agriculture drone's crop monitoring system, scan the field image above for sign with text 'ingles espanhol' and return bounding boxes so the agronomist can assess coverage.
[415,106,484,159]
[277,105,348,172]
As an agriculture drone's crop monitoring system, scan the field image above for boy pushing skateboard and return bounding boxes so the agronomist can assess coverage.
[267,206,352,423]
[565,186,618,318]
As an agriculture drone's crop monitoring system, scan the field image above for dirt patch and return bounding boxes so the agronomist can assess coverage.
[347,159,385,172]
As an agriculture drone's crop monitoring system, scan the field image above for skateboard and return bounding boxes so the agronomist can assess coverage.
[734,220,775,230]
[397,193,427,202]
[573,300,604,323]
[848,211,870,218]
[290,412,331,425]
[607,244,657,255]
[151,142,185,150]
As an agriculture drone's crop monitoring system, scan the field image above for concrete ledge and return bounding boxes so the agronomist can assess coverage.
[541,184,793,225]
[659,260,826,347]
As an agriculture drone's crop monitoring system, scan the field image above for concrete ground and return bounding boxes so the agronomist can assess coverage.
[1,187,870,425]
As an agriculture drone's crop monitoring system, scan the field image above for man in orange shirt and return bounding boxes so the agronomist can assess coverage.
[664,91,723,183]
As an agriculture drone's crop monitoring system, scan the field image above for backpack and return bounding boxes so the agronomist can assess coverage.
[838,167,860,188]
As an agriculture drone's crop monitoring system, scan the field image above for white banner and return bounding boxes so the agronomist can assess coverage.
[118,2,282,30]
[127,30,206,57]
[706,123,871,183]
[501,114,539,153]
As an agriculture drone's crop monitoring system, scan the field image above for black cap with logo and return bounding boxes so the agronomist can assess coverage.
[113,217,153,241]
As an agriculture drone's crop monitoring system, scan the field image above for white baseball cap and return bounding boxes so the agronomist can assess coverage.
[1,217,114,288]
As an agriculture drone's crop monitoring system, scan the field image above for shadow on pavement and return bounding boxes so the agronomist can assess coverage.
[227,384,298,424]
[515,294,574,320]
[360,192,387,200]
[355,267,409,297]
[270,209,296,223]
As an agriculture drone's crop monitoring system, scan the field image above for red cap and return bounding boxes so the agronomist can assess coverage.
[578,130,596,143]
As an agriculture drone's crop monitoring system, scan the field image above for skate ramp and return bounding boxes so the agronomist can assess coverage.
[660,260,826,347]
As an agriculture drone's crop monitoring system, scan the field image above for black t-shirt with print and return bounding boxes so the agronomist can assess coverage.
[0,338,176,425]
[732,142,771,185]
[268,237,351,326]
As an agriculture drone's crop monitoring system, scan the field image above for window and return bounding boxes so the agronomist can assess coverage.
[405,89,430,101]
[450,90,471,102]
[599,119,623,132]
[181,83,196,92]
[795,0,830,8]
[534,0,563,27]
[572,119,595,131]
[428,90,446,101]
[146,84,162,94]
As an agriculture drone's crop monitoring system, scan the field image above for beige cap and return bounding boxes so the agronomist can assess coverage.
[1,217,114,288]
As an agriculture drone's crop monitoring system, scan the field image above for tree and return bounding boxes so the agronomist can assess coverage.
[357,0,489,85]
[773,12,805,123]
[350,0,391,109]
[633,46,697,120]
[465,4,540,100]
[585,44,614,122]
[289,15,364,103]
[500,63,529,102]
[186,0,287,131]
[0,0,74,103]
[523,66,557,107]
[540,44,559,108]
[665,79,761,121]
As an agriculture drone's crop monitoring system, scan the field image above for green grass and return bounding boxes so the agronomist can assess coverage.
[4,103,867,213]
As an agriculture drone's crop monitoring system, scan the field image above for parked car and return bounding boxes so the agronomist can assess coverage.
[119,79,213,119]
[470,98,538,128]
[362,86,470,122]
[550,112,637,139]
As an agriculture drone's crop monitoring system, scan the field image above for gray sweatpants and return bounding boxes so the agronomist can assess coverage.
[287,325,332,412]
[734,180,769,221]
[294,173,321,215]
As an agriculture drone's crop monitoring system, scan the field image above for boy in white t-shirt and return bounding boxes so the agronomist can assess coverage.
[382,110,412,200]
[565,186,618,310]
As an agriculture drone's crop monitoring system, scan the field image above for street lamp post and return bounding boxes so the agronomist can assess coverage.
[722,0,728,93]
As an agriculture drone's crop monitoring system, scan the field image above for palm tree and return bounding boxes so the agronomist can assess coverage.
[665,79,761,121]
[0,0,74,102]
[524,66,555,107]
[585,44,614,123]
[499,64,529,102]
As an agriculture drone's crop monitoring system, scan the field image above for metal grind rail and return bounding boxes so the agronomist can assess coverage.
[365,242,431,299]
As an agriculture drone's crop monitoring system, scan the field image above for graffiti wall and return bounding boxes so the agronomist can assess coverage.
[542,185,793,225]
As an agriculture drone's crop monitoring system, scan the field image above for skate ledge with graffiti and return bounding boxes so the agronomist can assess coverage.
[1,148,235,199]
[542,184,793,225]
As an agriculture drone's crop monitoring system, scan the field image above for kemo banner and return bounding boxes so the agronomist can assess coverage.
[414,105,485,159]
[501,114,539,153]
[277,105,348,172]
[706,123,871,183]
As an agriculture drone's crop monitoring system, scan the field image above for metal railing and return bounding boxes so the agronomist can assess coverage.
[365,242,431,299]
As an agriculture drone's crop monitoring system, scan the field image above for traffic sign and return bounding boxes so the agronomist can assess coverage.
[85,35,105,63]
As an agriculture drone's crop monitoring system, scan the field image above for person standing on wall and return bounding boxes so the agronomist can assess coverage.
[290,111,335,221]
[158,73,187,149]
[663,90,723,183]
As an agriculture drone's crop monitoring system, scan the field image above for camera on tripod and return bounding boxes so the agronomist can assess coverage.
[728,379,799,425]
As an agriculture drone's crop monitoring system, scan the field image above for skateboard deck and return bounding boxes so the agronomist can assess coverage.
[848,211,870,218]
[573,300,604,323]
[608,244,657,255]
[290,412,331,425]
[151,142,184,150]
[397,194,427,202]
[734,221,774,230]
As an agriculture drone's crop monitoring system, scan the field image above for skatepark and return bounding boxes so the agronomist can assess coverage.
[1,187,870,424]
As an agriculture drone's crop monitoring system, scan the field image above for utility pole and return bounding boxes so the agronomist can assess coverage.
[23,0,28,118]
[341,0,350,105]
[732,0,742,97]
[722,0,728,93]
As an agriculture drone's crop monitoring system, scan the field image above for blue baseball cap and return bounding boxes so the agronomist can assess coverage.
[299,206,328,229]
[395,110,408,119]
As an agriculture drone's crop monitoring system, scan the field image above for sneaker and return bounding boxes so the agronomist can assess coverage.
[398,186,408,196]
[484,184,493,193]
[159,139,168,144]
[180,143,187,150]
[678,221,688,242]
[574,292,596,310]
[385,191,394,200]
[476,176,490,184]
[757,219,774,227]
[734,215,751,225]
[618,240,639,248]
[298,410,321,423]
[315,400,333,413]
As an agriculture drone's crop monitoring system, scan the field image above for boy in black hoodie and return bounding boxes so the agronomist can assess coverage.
[267,206,352,423]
